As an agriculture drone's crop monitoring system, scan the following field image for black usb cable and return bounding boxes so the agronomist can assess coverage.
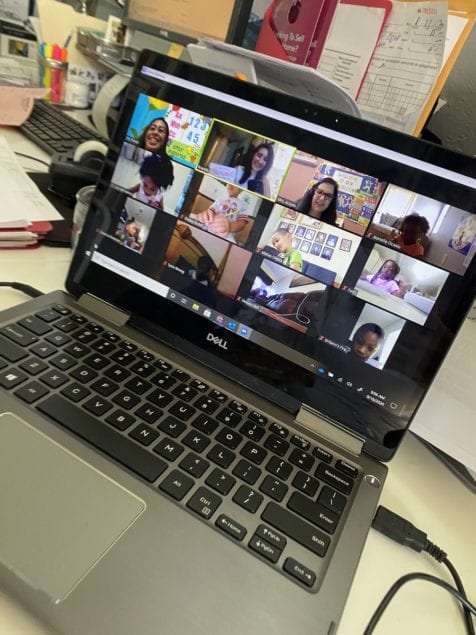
[365,506,476,634]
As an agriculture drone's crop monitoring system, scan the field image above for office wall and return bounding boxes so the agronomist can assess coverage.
[428,29,476,156]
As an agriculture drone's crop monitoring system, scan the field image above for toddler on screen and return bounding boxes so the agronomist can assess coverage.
[195,184,249,242]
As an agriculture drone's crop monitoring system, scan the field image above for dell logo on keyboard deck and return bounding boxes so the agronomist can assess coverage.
[206,333,228,350]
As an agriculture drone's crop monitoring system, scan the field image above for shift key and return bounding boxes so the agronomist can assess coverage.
[261,502,330,557]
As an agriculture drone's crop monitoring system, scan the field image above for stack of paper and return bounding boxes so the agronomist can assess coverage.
[0,136,62,248]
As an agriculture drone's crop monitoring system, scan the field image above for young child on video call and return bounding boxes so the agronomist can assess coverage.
[391,214,429,258]
[271,227,303,271]
[195,183,249,242]
[362,258,402,296]
[350,323,385,368]
[129,153,174,210]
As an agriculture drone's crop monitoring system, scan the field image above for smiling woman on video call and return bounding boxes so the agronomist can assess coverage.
[296,177,339,225]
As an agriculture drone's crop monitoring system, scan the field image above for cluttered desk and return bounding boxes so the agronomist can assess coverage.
[1,2,475,635]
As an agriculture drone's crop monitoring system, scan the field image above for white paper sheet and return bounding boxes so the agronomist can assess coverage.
[0,137,63,224]
[317,3,387,99]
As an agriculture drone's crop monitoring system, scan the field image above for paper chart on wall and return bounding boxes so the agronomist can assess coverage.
[316,0,391,99]
[356,1,448,131]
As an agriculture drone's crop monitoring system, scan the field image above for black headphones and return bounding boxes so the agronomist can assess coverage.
[49,140,108,200]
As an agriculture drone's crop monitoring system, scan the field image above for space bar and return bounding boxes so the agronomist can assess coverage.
[37,394,167,483]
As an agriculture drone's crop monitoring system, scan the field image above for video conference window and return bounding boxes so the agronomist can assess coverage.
[157,221,252,307]
[354,244,449,325]
[178,173,262,248]
[242,259,327,335]
[367,184,476,275]
[109,198,156,254]
[110,144,194,217]
[276,150,385,235]
[319,303,405,371]
[125,93,212,167]
[257,204,361,287]
[196,120,295,200]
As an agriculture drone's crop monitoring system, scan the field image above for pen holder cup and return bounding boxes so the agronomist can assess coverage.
[38,56,68,104]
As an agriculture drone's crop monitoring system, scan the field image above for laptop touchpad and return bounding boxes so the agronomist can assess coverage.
[0,413,145,603]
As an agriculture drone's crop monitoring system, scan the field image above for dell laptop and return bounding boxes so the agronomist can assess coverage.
[1,50,475,635]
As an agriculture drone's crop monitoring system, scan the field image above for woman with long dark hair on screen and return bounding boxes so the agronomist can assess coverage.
[137,117,170,154]
[296,177,339,225]
[234,143,274,197]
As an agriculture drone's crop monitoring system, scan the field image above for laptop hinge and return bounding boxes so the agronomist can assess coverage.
[295,404,365,457]
[77,293,130,327]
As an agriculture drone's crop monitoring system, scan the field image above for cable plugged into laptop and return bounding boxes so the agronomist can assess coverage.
[0,282,44,298]
[365,505,476,635]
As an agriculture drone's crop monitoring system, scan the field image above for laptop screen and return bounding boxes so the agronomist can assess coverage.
[68,50,476,461]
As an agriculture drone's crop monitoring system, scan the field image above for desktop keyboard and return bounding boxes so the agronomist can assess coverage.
[0,303,360,591]
[21,100,107,159]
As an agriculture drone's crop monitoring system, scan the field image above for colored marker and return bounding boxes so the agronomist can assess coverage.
[51,44,62,103]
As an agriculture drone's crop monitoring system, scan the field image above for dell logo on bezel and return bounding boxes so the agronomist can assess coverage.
[206,332,228,350]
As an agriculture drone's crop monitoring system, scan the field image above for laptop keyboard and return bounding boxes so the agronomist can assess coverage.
[0,303,360,591]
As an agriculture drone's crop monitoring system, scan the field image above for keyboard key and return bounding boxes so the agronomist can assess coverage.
[19,357,49,375]
[104,365,131,382]
[233,485,263,513]
[112,390,140,410]
[335,459,359,479]
[64,342,90,358]
[50,353,77,371]
[134,403,162,424]
[45,332,71,347]
[153,437,184,461]
[205,468,236,495]
[83,396,113,417]
[192,413,219,435]
[292,471,319,497]
[233,459,261,485]
[283,558,316,587]
[179,453,209,478]
[182,430,210,453]
[195,395,220,414]
[105,410,135,431]
[229,400,247,415]
[14,381,48,403]
[151,372,176,389]
[90,378,118,397]
[61,382,91,403]
[312,446,333,463]
[18,315,52,335]
[314,463,353,495]
[208,389,227,403]
[190,378,208,393]
[255,524,286,550]
[317,486,346,515]
[187,487,222,519]
[216,514,247,541]
[216,407,242,428]
[37,395,168,482]
[158,416,186,438]
[147,388,173,408]
[261,502,330,557]
[269,422,289,438]
[248,411,268,425]
[29,342,56,359]
[259,475,288,502]
[70,365,98,384]
[1,324,38,346]
[169,401,196,421]
[207,444,235,469]
[55,318,78,333]
[265,456,293,481]
[35,307,62,322]
[290,434,310,451]
[39,369,68,388]
[287,492,339,534]
[249,534,280,563]
[239,420,265,441]
[172,368,190,382]
[129,424,159,446]
[215,427,242,449]
[264,433,289,457]
[125,377,152,395]
[240,441,267,465]
[289,448,315,472]
[172,383,198,402]
[0,335,29,362]
[84,353,109,370]
[159,470,194,501]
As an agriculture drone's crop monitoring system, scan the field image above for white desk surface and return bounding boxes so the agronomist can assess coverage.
[0,126,475,635]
